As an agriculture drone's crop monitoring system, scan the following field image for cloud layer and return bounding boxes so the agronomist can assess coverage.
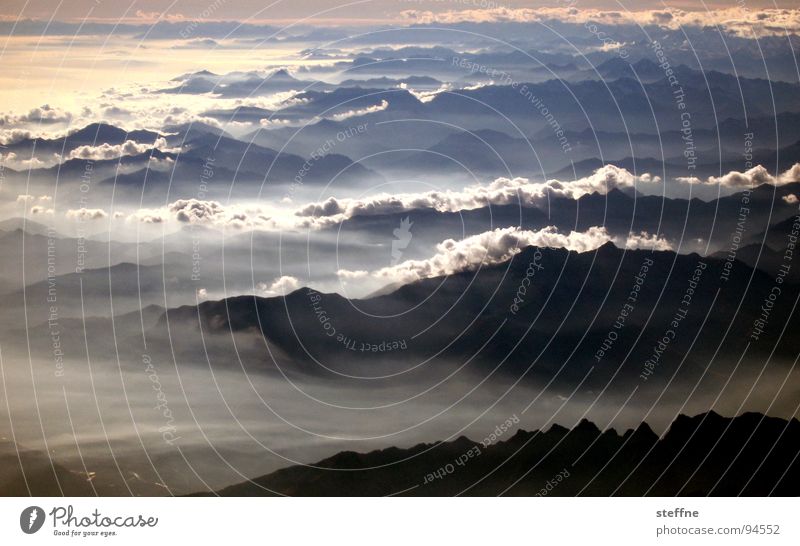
[68,137,171,160]
[296,165,661,226]
[337,226,670,285]
[399,7,800,37]
[677,163,800,188]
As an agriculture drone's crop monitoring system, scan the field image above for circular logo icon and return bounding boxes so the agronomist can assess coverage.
[20,506,45,534]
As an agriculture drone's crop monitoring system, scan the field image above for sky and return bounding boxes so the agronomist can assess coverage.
[0,0,798,496]
[2,0,799,25]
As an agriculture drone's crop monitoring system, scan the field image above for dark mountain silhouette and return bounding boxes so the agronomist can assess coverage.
[715,213,800,281]
[755,215,800,250]
[206,411,799,496]
[176,133,382,187]
[3,122,161,157]
[593,58,665,82]
[8,127,382,199]
[0,438,173,496]
[246,115,457,160]
[423,71,800,133]
[247,112,800,177]
[156,238,800,387]
[549,138,800,181]
[1,440,96,496]
[338,75,442,89]
[0,217,53,236]
[335,182,800,257]
[0,227,146,291]
[159,68,329,97]
[276,86,425,121]
[162,121,234,144]
[202,105,274,124]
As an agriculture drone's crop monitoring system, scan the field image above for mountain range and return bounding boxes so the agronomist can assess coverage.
[207,411,799,496]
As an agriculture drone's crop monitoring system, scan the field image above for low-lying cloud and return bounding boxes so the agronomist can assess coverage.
[66,208,109,221]
[257,275,301,296]
[68,137,172,160]
[296,165,660,226]
[677,163,800,188]
[331,99,389,121]
[399,7,800,38]
[337,226,670,285]
[0,104,73,126]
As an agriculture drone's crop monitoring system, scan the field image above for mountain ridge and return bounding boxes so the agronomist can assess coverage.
[200,411,800,496]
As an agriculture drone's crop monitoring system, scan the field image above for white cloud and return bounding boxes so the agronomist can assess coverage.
[237,91,302,111]
[257,275,300,296]
[68,137,172,160]
[330,99,389,121]
[624,231,671,251]
[337,269,370,280]
[169,198,226,223]
[0,129,32,145]
[296,165,660,226]
[30,205,54,215]
[66,208,108,221]
[782,194,799,205]
[338,226,614,285]
[127,208,168,224]
[259,118,293,128]
[677,163,800,188]
[338,226,671,285]
[399,7,800,38]
[1,151,55,169]
[779,163,800,184]
[0,104,73,127]
[127,198,278,230]
[124,165,663,233]
[17,195,53,214]
[408,84,453,104]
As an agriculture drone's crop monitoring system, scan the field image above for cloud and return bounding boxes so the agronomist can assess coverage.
[102,106,133,118]
[125,166,662,233]
[337,226,671,285]
[677,163,800,188]
[68,137,171,160]
[624,231,671,251]
[0,104,72,126]
[330,99,389,121]
[779,163,800,184]
[337,269,370,280]
[66,208,108,221]
[0,129,32,145]
[337,226,615,285]
[257,275,300,296]
[134,10,187,22]
[127,208,168,224]
[259,118,293,128]
[30,205,54,215]
[16,194,51,205]
[169,199,227,223]
[1,152,54,169]
[123,163,669,235]
[399,7,800,37]
[128,198,278,230]
[782,194,799,205]
[296,165,660,226]
[161,112,223,129]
